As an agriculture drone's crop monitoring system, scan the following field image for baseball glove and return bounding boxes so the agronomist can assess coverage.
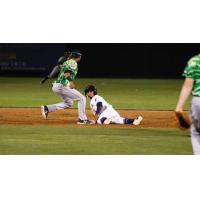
[175,111,191,130]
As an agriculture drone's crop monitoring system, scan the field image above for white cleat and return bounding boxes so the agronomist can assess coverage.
[133,116,143,126]
[104,118,112,125]
[41,105,49,119]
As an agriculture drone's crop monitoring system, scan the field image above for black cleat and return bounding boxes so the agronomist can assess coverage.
[77,119,95,125]
[41,105,49,119]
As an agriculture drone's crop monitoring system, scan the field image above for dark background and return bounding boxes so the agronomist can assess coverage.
[0,44,199,78]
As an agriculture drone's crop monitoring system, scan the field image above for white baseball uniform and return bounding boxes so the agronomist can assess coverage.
[90,95,125,124]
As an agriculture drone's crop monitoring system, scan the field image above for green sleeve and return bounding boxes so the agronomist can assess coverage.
[182,57,198,79]
[183,65,194,78]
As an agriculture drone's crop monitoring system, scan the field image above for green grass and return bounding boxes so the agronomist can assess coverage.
[0,77,191,110]
[0,125,192,155]
[0,77,193,154]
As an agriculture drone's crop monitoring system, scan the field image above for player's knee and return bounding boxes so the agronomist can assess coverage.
[67,102,73,108]
[63,100,73,108]
[79,95,86,103]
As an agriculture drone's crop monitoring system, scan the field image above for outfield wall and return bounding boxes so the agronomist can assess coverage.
[0,43,199,78]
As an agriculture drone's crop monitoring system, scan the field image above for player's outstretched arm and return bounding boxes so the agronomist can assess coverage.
[175,78,193,112]
[47,65,60,79]
[175,78,193,130]
[40,76,49,84]
[40,65,60,84]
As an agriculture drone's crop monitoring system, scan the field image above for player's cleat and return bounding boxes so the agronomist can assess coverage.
[41,105,49,119]
[103,118,112,125]
[77,119,95,125]
[133,116,143,126]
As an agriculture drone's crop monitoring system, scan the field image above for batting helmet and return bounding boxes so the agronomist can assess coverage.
[71,50,82,58]
[84,85,98,96]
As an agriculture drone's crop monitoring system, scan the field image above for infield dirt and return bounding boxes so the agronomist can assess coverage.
[0,108,181,128]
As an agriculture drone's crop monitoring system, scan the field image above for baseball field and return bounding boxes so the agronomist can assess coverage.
[0,77,192,154]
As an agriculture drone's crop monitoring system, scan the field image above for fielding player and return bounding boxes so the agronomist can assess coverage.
[176,54,200,155]
[84,85,143,125]
[41,51,95,125]
[40,51,71,84]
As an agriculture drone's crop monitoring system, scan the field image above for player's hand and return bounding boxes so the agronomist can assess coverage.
[69,81,75,89]
[175,106,183,113]
[40,77,48,84]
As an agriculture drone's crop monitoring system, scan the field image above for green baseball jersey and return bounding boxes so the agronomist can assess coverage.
[183,54,200,96]
[55,59,78,86]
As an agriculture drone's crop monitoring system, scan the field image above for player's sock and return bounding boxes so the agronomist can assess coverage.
[100,117,107,124]
[124,118,134,124]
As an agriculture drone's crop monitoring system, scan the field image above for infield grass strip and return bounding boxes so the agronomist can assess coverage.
[0,78,191,110]
[0,125,192,155]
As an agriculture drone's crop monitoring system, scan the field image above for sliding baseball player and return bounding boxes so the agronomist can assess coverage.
[84,85,143,125]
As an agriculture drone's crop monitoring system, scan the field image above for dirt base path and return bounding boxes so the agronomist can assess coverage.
[0,108,182,128]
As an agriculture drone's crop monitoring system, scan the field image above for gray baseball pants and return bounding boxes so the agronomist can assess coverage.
[47,83,87,120]
[191,96,200,155]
